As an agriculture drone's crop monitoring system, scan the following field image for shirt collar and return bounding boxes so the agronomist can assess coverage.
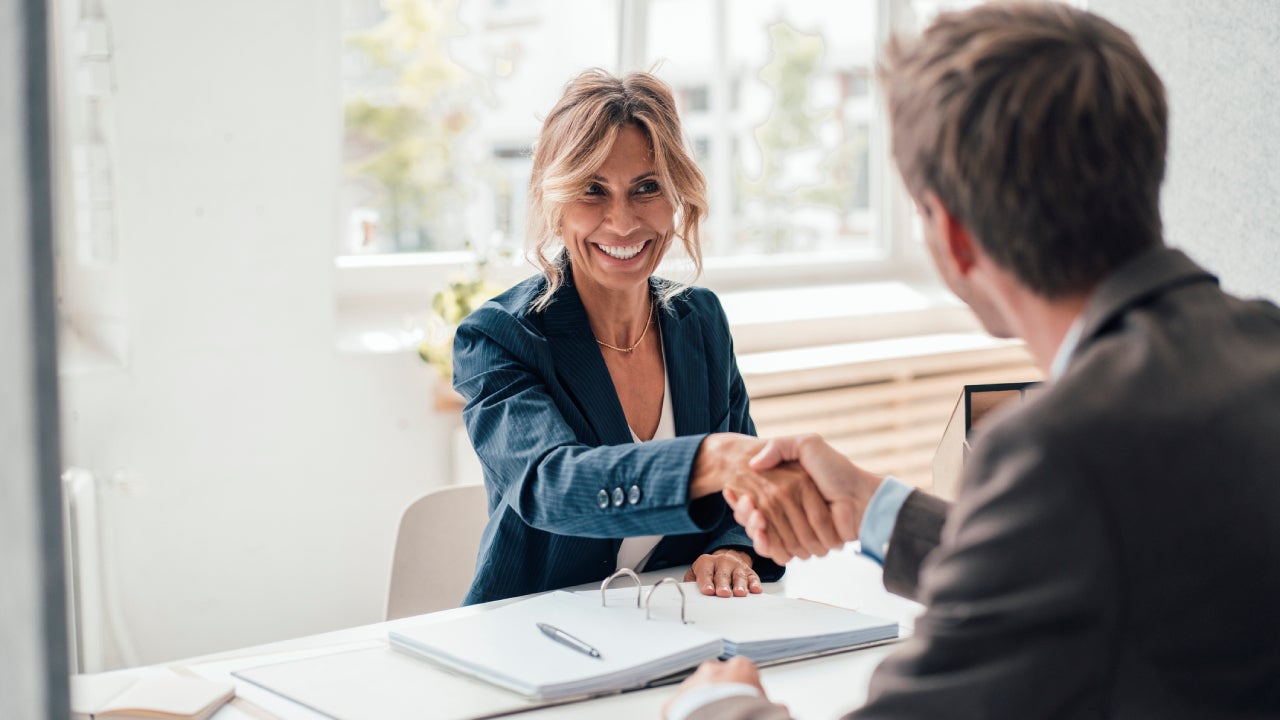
[1049,315,1085,380]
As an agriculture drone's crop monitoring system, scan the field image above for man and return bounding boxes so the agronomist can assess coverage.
[669,2,1280,718]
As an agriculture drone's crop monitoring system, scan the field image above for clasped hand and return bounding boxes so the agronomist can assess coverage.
[718,433,881,566]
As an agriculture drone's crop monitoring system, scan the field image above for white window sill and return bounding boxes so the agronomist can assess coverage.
[719,279,979,354]
[333,255,987,360]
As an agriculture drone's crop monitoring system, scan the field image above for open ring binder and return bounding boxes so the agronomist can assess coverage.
[600,569,689,624]
[382,575,900,703]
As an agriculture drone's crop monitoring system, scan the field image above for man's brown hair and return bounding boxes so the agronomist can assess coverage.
[880,1,1167,297]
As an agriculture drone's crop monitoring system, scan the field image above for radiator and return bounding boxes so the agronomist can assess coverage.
[62,467,106,673]
[741,333,1041,492]
[61,468,136,673]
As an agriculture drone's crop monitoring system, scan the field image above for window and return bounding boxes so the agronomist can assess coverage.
[646,0,881,262]
[52,0,129,372]
[337,0,958,270]
[333,0,1026,353]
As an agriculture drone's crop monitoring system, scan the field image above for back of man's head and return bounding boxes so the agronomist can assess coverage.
[880,1,1167,298]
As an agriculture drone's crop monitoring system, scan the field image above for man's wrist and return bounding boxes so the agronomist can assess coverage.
[857,476,911,565]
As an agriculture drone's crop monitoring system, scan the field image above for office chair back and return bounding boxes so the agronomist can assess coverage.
[386,483,489,620]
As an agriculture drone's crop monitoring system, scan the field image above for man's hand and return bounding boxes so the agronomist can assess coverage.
[684,548,762,597]
[664,657,784,719]
[728,434,884,562]
[691,434,840,564]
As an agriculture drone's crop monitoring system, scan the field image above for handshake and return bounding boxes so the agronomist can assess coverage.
[691,433,887,566]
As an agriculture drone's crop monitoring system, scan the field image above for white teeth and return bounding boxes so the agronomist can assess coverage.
[597,242,646,260]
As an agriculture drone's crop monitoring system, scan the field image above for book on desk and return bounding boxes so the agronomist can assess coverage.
[69,673,234,720]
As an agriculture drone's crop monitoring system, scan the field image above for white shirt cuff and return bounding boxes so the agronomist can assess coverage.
[857,475,912,565]
[666,682,762,720]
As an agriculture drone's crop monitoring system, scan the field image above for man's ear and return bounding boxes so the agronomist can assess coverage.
[921,192,978,276]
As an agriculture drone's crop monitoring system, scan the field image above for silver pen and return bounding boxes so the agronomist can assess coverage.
[537,622,603,660]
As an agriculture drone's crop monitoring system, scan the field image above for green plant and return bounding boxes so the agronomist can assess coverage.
[417,266,502,381]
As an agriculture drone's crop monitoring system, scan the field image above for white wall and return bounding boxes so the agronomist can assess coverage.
[1091,0,1280,300]
[59,1,459,665]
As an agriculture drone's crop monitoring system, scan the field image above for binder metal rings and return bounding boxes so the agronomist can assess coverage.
[601,568,642,608]
[645,578,688,624]
[599,569,689,624]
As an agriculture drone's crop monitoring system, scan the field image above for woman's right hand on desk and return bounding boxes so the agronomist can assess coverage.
[684,548,762,597]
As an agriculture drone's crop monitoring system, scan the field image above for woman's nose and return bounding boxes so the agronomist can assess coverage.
[603,195,640,235]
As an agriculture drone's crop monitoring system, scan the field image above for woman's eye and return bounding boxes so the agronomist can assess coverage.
[584,183,604,196]
[636,180,660,195]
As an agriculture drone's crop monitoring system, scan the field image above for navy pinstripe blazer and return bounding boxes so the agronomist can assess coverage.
[452,273,783,605]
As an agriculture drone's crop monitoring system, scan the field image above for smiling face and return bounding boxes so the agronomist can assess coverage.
[560,123,675,301]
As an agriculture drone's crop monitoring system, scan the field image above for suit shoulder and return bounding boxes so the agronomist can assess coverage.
[461,274,546,332]
[666,283,730,326]
[674,283,725,310]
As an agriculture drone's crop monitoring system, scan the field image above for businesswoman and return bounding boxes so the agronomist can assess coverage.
[453,70,787,605]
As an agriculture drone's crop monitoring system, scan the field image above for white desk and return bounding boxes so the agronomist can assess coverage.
[159,546,921,720]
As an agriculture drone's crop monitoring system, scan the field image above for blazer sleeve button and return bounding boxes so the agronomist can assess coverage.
[627,485,642,505]
[612,487,625,507]
[597,489,610,509]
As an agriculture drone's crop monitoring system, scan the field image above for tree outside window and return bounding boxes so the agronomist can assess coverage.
[342,0,488,253]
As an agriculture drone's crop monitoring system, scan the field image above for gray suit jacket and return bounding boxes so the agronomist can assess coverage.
[692,246,1280,719]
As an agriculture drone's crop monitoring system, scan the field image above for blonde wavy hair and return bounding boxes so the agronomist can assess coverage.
[526,69,708,311]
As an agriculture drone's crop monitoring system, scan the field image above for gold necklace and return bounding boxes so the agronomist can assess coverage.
[596,307,653,353]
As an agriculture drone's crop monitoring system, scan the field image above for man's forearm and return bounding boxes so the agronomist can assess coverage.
[881,490,950,601]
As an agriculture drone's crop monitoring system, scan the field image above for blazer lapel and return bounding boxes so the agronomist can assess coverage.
[543,281,634,445]
[659,285,711,435]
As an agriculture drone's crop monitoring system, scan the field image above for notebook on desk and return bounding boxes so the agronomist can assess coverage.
[388,589,724,701]
[70,673,234,720]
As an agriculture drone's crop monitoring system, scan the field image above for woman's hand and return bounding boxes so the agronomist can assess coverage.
[684,548,762,597]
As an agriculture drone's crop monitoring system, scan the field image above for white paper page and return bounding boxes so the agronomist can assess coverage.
[582,583,898,646]
[389,590,721,697]
[186,640,382,720]
[233,645,547,720]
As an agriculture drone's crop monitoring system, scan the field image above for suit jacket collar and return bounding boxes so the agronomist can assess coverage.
[1072,245,1217,359]
[541,276,708,443]
[658,285,710,436]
